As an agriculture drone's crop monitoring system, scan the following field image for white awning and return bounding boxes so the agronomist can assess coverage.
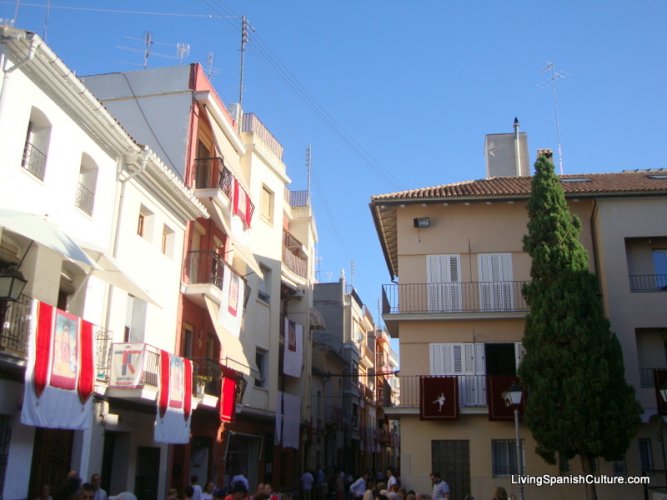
[204,295,258,376]
[79,242,159,306]
[206,200,263,279]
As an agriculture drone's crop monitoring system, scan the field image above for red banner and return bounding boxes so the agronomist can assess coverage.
[420,376,459,420]
[488,375,524,421]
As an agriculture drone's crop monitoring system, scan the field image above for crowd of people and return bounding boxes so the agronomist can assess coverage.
[35,467,512,500]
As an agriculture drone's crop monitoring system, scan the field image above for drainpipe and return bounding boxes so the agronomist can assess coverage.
[0,30,39,118]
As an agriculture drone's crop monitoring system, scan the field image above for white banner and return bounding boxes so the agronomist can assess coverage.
[219,266,244,337]
[283,319,303,378]
[109,343,146,388]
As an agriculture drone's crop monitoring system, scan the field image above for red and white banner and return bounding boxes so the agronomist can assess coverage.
[109,343,145,388]
[231,179,253,246]
[21,300,95,429]
[283,319,303,378]
[219,266,244,337]
[419,376,459,420]
[154,351,193,444]
[220,367,239,423]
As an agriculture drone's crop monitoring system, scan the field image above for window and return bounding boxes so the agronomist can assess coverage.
[611,459,626,477]
[426,254,461,311]
[124,295,147,343]
[137,205,154,240]
[75,153,98,215]
[161,225,174,256]
[653,250,667,289]
[21,108,51,180]
[478,253,514,310]
[492,439,525,476]
[255,348,267,388]
[260,185,274,223]
[182,326,194,358]
[258,265,271,302]
[639,438,654,474]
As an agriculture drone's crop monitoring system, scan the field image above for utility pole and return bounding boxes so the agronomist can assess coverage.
[238,16,249,110]
[306,145,312,205]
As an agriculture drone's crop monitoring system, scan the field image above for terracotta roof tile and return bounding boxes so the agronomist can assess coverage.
[371,170,667,202]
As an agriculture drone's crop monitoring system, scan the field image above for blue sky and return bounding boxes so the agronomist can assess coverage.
[3,1,667,334]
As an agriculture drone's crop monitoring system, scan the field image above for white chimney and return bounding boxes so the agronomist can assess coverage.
[484,118,530,178]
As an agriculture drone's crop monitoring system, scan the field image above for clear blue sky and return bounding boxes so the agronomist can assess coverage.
[3,1,667,333]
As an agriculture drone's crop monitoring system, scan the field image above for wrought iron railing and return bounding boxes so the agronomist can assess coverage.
[193,158,234,198]
[21,141,46,180]
[381,281,529,314]
[630,274,667,292]
[75,182,95,215]
[95,325,113,380]
[282,232,308,278]
[384,374,490,409]
[185,250,225,288]
[0,295,32,358]
[192,357,223,397]
[289,190,309,207]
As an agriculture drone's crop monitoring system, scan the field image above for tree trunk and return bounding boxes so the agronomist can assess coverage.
[580,454,598,500]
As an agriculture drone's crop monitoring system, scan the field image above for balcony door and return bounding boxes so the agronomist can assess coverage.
[427,255,461,311]
[478,253,513,311]
[430,343,486,406]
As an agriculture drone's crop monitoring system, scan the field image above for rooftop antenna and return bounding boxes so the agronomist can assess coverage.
[350,260,355,288]
[143,31,153,69]
[176,43,190,63]
[206,52,222,80]
[540,61,568,174]
[42,0,50,42]
[13,0,20,24]
[305,144,312,205]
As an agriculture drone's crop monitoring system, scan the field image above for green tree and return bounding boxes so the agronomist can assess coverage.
[518,153,641,500]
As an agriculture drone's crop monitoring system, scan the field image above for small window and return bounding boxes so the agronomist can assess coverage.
[75,153,98,216]
[260,185,274,223]
[137,205,154,240]
[611,459,626,477]
[258,265,271,302]
[21,108,51,180]
[124,295,147,343]
[182,325,194,358]
[492,439,525,477]
[161,225,174,256]
[558,452,571,476]
[255,348,268,388]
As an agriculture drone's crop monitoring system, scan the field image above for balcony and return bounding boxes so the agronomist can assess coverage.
[75,182,95,215]
[192,357,223,397]
[390,374,489,410]
[193,158,234,197]
[21,141,47,180]
[0,295,32,363]
[382,281,529,315]
[630,274,667,292]
[182,251,250,308]
[283,231,308,280]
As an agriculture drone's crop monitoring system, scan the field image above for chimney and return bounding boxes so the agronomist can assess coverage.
[484,119,530,178]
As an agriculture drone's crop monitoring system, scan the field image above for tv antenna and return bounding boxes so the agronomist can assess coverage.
[117,32,191,69]
[305,144,312,205]
[206,52,222,80]
[540,61,568,174]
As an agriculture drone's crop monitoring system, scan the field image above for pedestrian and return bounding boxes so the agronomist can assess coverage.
[301,469,315,500]
[362,481,374,500]
[231,471,249,492]
[35,484,53,500]
[492,486,508,500]
[184,486,195,500]
[428,472,449,500]
[167,488,179,500]
[203,482,216,500]
[191,476,203,500]
[90,474,108,500]
[81,484,96,500]
[385,468,397,491]
[349,472,369,500]
[224,482,249,500]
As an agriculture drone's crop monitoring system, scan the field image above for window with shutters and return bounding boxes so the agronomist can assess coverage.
[492,439,525,476]
[430,342,486,407]
[426,255,462,311]
[478,253,514,311]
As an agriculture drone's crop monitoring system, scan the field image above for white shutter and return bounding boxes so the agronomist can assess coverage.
[478,253,514,310]
[427,255,461,311]
[430,344,452,375]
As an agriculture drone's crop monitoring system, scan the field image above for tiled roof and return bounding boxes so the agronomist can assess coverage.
[371,170,667,202]
[369,170,667,280]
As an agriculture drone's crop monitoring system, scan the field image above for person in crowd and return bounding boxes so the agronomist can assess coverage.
[263,483,278,500]
[58,470,82,500]
[429,471,449,500]
[231,471,249,492]
[190,476,203,500]
[184,486,195,500]
[301,469,315,500]
[349,472,369,500]
[90,474,107,500]
[224,482,249,500]
[385,468,397,491]
[80,483,96,500]
[212,488,226,500]
[252,483,265,500]
[361,480,374,500]
[167,488,179,500]
[35,484,53,500]
[202,482,216,500]
[492,486,508,500]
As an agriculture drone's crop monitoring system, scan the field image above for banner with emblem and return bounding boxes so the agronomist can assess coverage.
[109,343,146,388]
[419,375,459,420]
[21,300,95,429]
[154,351,193,443]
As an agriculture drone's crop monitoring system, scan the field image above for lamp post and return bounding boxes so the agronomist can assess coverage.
[0,265,27,330]
[503,381,524,500]
[658,382,667,486]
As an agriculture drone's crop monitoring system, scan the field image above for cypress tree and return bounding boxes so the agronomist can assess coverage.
[518,153,641,500]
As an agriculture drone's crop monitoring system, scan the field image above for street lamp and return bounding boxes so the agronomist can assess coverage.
[0,265,27,301]
[503,381,524,500]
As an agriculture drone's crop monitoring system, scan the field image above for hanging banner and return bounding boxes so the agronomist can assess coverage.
[488,375,523,421]
[219,265,244,337]
[283,319,303,378]
[154,351,193,443]
[109,343,146,388]
[21,300,95,429]
[220,368,238,423]
[282,392,301,450]
[419,376,459,420]
[231,179,253,246]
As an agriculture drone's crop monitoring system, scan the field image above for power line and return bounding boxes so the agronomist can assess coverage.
[0,1,235,18]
